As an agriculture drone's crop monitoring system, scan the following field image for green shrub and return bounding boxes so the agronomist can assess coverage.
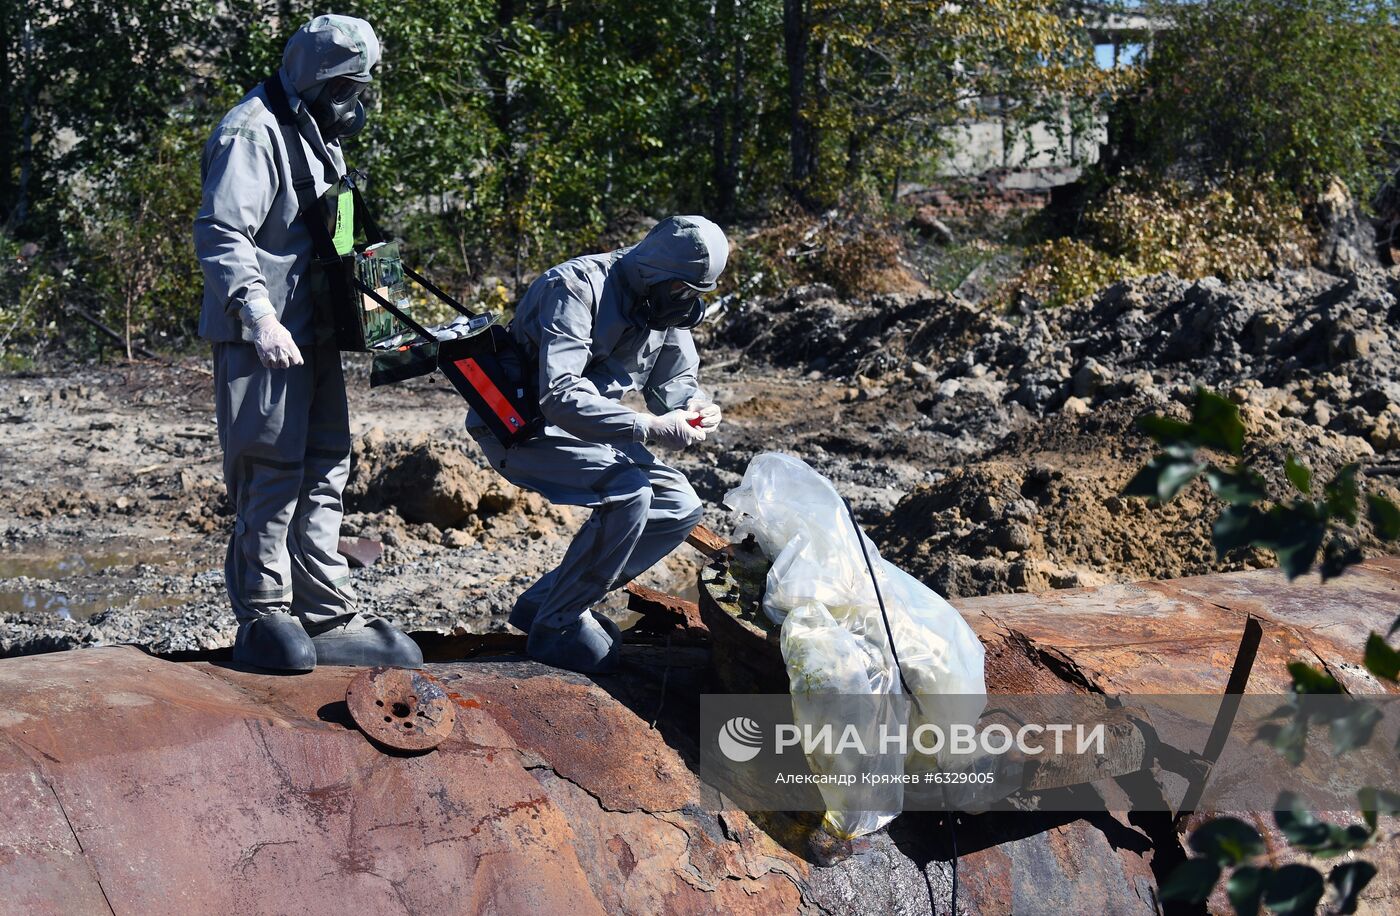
[1010,174,1316,307]
[69,117,206,358]
[0,234,65,368]
[1011,238,1129,308]
[1085,175,1316,280]
[728,203,919,299]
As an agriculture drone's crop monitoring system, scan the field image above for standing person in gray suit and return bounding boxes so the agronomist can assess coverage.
[194,14,420,671]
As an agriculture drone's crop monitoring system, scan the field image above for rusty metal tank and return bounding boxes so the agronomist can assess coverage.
[2,557,1398,914]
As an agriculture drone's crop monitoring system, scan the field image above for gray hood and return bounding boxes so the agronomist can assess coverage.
[280,15,380,104]
[620,216,730,294]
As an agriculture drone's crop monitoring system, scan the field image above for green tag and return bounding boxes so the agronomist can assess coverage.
[331,190,354,255]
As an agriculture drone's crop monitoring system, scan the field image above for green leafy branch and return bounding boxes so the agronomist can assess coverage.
[1125,389,1400,686]
[1165,624,1400,913]
[1129,388,1400,914]
[1257,661,1396,766]
[1162,790,1400,915]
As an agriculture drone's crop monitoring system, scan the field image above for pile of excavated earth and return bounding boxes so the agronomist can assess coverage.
[711,265,1400,596]
[3,264,1399,656]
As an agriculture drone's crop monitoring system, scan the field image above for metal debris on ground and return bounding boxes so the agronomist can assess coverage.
[336,536,384,568]
[684,523,731,558]
[624,582,708,639]
[346,665,456,750]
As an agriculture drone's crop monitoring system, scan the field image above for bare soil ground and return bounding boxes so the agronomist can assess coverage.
[0,355,924,655]
[4,265,1399,656]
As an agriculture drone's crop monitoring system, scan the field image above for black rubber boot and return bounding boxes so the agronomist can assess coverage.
[526,609,621,675]
[508,593,541,632]
[311,618,424,668]
[231,611,318,673]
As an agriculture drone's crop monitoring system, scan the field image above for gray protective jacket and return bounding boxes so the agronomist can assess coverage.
[194,15,380,345]
[510,216,727,446]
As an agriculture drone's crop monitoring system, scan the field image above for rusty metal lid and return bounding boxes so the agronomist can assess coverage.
[346,667,456,751]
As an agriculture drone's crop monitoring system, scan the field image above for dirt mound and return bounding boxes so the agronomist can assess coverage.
[713,265,1400,596]
[712,284,991,379]
[967,267,1400,462]
[877,396,1397,598]
[348,427,576,537]
[719,266,1400,455]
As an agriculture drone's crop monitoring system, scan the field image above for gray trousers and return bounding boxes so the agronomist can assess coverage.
[468,421,704,623]
[214,341,358,629]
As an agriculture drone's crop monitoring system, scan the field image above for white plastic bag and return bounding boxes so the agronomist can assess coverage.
[725,453,988,839]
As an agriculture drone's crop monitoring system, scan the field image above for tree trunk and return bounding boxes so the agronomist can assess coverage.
[0,4,14,224]
[724,17,745,219]
[844,130,862,182]
[707,0,741,222]
[124,296,134,361]
[783,0,815,204]
[485,0,522,290]
[10,13,35,229]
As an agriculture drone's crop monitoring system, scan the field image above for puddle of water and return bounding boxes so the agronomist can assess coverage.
[0,589,192,622]
[0,540,185,580]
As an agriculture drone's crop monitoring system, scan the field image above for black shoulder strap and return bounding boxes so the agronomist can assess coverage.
[350,180,386,245]
[264,75,390,252]
[261,77,318,216]
[261,75,339,258]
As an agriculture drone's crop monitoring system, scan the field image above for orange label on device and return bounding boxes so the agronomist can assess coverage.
[454,357,526,431]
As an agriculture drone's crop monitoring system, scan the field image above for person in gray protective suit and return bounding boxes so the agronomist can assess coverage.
[467,216,728,675]
[193,15,421,672]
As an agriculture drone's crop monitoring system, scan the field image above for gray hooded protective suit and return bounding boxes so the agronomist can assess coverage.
[467,216,729,648]
[193,15,378,628]
[195,14,379,343]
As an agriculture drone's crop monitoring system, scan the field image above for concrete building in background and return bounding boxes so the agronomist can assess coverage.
[937,4,1166,189]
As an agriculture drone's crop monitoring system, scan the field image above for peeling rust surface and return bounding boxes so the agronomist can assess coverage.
[454,669,701,813]
[953,563,1400,698]
[1160,561,1400,696]
[0,737,111,915]
[958,581,1255,695]
[696,551,1400,912]
[0,648,802,915]
[684,523,731,559]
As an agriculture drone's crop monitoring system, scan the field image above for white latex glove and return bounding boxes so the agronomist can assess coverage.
[250,314,303,369]
[643,409,707,449]
[686,397,722,431]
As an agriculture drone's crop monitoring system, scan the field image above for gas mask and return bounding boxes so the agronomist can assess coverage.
[309,76,369,141]
[638,282,706,331]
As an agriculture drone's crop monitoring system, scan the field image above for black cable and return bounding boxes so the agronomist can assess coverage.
[946,810,959,915]
[842,497,915,700]
[841,496,958,916]
[650,634,673,729]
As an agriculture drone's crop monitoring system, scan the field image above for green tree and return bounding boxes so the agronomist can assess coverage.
[77,119,206,357]
[2,0,218,236]
[1122,0,1400,197]
[2,2,1123,352]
